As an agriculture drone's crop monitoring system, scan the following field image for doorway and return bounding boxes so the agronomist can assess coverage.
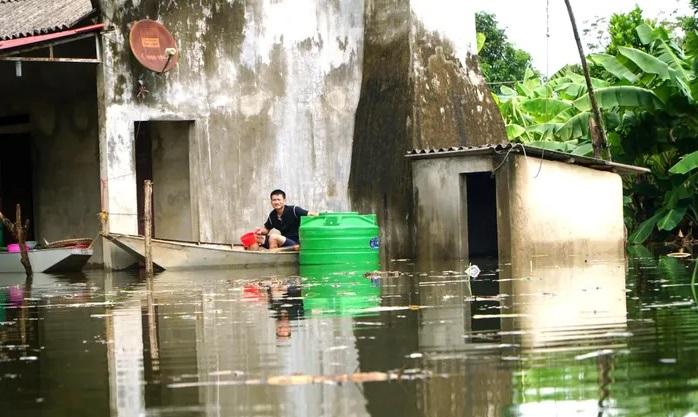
[463,172,498,258]
[0,115,34,244]
[135,121,193,241]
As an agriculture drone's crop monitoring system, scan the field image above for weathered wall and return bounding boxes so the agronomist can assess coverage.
[496,155,626,264]
[150,121,193,241]
[411,155,493,260]
[411,154,626,263]
[349,0,506,260]
[97,0,364,260]
[0,58,101,247]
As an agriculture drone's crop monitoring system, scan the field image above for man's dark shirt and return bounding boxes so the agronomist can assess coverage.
[264,205,309,242]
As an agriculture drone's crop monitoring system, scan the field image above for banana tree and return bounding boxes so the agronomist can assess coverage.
[492,22,698,243]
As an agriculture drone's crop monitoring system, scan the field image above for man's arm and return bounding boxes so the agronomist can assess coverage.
[256,215,273,235]
[294,206,319,217]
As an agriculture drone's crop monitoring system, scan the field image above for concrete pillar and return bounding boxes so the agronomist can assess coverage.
[349,0,506,260]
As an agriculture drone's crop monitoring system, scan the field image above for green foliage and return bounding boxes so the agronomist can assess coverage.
[475,12,539,87]
[607,7,648,55]
[492,14,698,244]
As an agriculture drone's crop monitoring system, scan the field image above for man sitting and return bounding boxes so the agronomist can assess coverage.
[255,189,317,250]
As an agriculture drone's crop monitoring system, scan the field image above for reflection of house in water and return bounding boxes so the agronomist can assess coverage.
[104,267,374,417]
[0,273,112,416]
[357,253,629,417]
[500,258,628,349]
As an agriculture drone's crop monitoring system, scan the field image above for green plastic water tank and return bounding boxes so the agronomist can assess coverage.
[299,212,379,265]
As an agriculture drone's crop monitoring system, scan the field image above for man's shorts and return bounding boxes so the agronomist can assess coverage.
[262,235,298,249]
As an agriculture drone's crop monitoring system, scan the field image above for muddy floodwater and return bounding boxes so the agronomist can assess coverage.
[2,248,698,417]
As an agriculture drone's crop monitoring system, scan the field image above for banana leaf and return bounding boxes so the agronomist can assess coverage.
[628,210,665,244]
[520,98,573,119]
[669,150,698,175]
[500,85,517,97]
[505,124,526,140]
[556,111,591,141]
[571,143,594,156]
[573,86,663,112]
[589,53,639,83]
[476,32,486,53]
[685,30,698,60]
[618,46,671,80]
[657,206,688,231]
[636,23,655,46]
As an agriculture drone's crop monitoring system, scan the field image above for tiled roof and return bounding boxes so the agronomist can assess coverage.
[0,0,94,40]
[406,143,650,175]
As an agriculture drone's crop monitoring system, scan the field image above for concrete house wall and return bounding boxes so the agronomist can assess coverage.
[97,0,365,267]
[412,153,626,262]
[3,0,505,268]
[96,0,505,266]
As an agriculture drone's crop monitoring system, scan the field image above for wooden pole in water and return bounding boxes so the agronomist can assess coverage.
[0,205,32,276]
[563,0,610,161]
[144,180,153,275]
[15,204,32,276]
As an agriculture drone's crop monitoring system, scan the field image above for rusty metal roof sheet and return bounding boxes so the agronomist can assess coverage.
[406,143,650,175]
[0,0,94,40]
[0,23,103,52]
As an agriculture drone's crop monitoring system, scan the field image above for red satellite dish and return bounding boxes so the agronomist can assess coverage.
[129,19,178,73]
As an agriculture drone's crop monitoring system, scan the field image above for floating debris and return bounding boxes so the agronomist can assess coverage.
[465,264,481,278]
[168,370,432,389]
[575,349,614,361]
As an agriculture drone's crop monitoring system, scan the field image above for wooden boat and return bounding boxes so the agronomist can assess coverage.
[104,233,298,270]
[0,246,93,273]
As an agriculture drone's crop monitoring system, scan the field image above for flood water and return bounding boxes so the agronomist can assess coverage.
[1,247,697,417]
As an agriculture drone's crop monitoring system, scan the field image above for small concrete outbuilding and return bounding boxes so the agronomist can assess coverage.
[407,144,649,265]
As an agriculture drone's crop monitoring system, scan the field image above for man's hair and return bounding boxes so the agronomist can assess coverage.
[270,189,286,199]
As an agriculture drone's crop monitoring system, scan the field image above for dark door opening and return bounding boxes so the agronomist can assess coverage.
[0,115,34,245]
[464,172,498,258]
[135,121,193,240]
[135,121,153,236]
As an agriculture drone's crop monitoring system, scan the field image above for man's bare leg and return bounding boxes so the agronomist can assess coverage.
[268,234,286,249]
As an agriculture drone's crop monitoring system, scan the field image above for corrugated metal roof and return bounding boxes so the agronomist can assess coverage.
[406,143,650,175]
[0,0,94,40]
[0,23,103,52]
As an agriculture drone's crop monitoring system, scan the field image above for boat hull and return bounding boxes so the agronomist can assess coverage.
[0,247,93,273]
[105,234,297,270]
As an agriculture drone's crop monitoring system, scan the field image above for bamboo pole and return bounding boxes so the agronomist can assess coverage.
[144,180,153,275]
[563,0,610,161]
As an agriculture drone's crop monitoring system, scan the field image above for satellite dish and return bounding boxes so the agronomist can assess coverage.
[129,19,178,73]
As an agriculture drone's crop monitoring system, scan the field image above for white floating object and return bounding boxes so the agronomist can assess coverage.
[465,264,481,278]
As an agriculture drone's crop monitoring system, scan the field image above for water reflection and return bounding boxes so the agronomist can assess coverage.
[2,249,698,416]
[500,256,628,348]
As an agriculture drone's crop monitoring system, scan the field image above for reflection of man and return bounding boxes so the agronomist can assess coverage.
[255,189,317,250]
[267,278,304,340]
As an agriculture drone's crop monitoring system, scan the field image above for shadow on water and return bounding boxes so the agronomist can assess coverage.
[2,248,698,416]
